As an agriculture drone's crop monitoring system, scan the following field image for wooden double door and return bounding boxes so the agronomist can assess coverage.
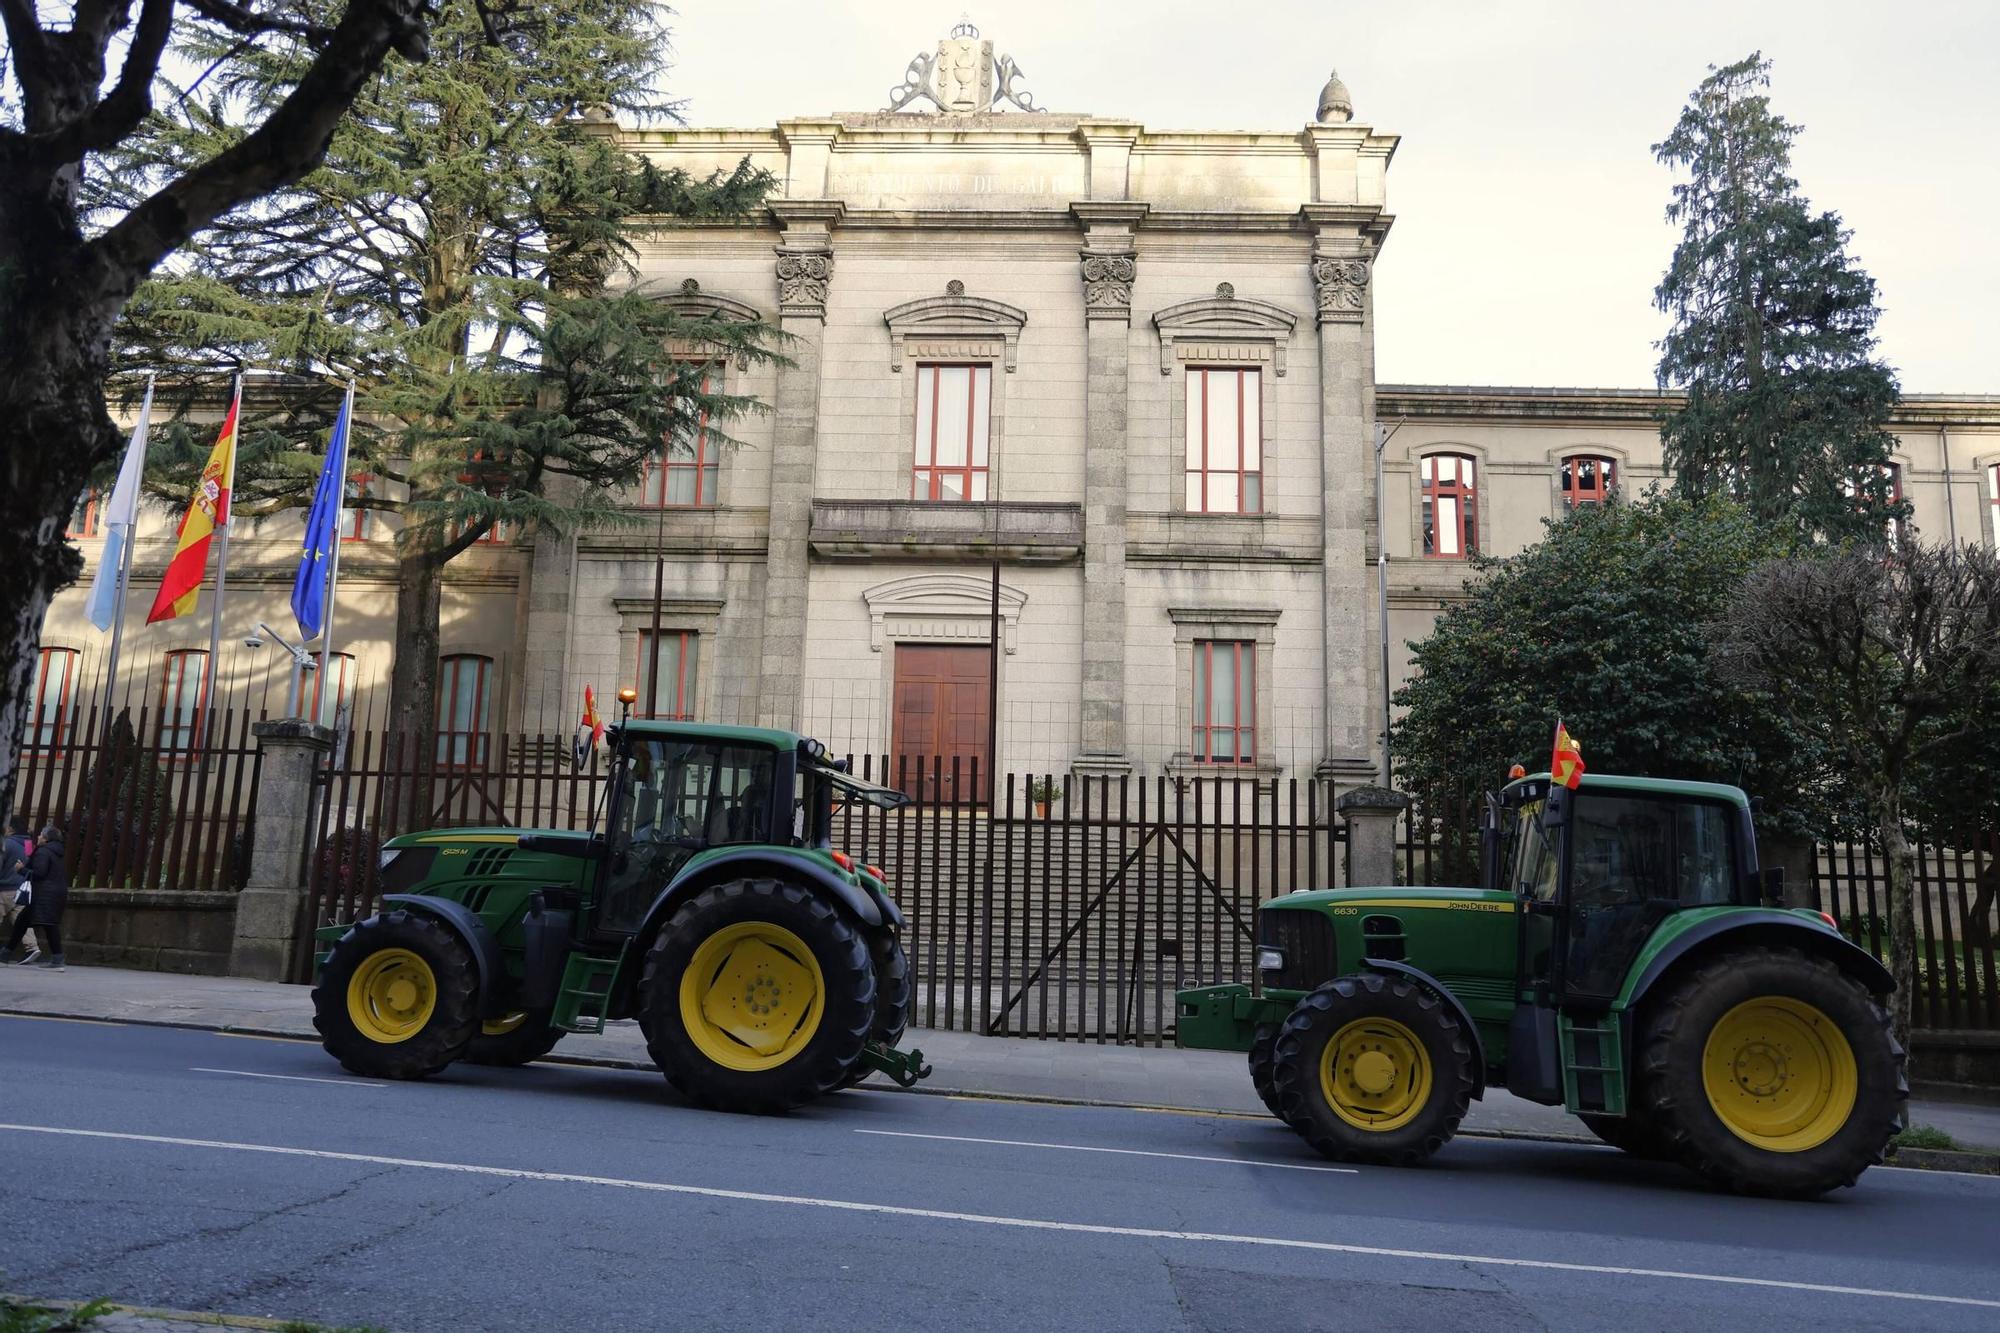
[891,644,991,804]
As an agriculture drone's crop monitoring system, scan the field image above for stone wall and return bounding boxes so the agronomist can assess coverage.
[56,888,238,975]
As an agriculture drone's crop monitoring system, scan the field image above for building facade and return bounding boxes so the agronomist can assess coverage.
[27,28,2000,791]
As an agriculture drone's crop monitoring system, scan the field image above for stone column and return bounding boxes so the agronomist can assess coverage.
[230,719,334,981]
[1338,785,1410,888]
[1071,201,1147,776]
[756,201,842,732]
[1307,210,1386,784]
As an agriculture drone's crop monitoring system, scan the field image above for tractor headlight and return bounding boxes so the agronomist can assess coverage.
[1257,948,1285,973]
[378,848,402,875]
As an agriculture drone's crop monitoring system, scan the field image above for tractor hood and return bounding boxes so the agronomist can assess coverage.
[382,827,573,850]
[1264,885,1516,914]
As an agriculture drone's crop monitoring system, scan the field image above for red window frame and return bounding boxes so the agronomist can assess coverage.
[1185,367,1263,515]
[343,474,373,541]
[435,654,492,768]
[912,363,991,502]
[1192,639,1256,766]
[67,489,102,539]
[455,450,510,545]
[26,647,78,755]
[158,649,209,756]
[1421,454,1479,558]
[305,650,356,728]
[641,367,718,508]
[1561,455,1615,508]
[639,630,698,721]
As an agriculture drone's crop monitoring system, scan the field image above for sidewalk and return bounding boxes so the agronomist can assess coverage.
[5,962,1997,1150]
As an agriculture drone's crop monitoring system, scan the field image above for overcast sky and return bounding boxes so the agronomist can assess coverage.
[660,1,1996,393]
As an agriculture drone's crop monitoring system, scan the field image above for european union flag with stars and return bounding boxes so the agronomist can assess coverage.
[291,388,353,641]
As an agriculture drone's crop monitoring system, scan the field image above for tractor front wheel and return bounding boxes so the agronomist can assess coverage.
[1638,946,1905,1198]
[1248,1023,1288,1123]
[1271,973,1476,1166]
[312,912,480,1079]
[639,879,876,1114]
[465,1009,566,1067]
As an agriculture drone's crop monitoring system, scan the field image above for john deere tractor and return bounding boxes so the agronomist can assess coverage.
[1177,773,1906,1197]
[310,722,929,1114]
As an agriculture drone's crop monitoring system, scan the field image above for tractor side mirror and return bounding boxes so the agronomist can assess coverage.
[1478,797,1501,896]
[1541,784,1573,831]
[1760,865,1787,905]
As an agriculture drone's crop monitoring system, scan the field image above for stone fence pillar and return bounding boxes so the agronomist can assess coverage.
[1338,785,1411,889]
[229,719,333,981]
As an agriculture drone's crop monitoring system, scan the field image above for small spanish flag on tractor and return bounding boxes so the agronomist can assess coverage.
[146,390,239,623]
[1550,720,1586,790]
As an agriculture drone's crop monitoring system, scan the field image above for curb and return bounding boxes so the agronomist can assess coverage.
[1,1291,349,1331]
[1887,1145,2000,1175]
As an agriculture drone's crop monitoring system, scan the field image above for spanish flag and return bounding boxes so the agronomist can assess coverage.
[1551,720,1586,790]
[573,685,604,767]
[146,391,238,624]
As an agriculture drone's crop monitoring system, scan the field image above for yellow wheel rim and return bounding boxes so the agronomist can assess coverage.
[1702,996,1858,1153]
[483,1011,529,1037]
[345,948,437,1045]
[678,920,824,1072]
[1318,1016,1433,1132]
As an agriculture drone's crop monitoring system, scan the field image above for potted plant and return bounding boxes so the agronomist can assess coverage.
[1029,776,1063,820]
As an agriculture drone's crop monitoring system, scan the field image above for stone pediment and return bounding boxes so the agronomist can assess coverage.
[883,288,1029,371]
[860,571,1027,652]
[1152,291,1299,376]
[661,278,761,368]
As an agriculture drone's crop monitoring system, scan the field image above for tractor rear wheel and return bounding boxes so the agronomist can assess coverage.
[1248,1023,1288,1123]
[1270,973,1476,1166]
[465,1008,565,1067]
[1638,946,1905,1199]
[312,911,480,1080]
[843,932,912,1088]
[639,878,876,1114]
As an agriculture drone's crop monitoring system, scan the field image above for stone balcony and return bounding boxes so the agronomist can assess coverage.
[808,499,1084,563]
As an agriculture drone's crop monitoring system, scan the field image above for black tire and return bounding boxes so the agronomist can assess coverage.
[1270,973,1476,1166]
[1248,1022,1288,1122]
[1578,1108,1672,1160]
[312,911,480,1080]
[842,932,913,1088]
[639,878,876,1114]
[1638,946,1906,1199]
[464,1008,566,1067]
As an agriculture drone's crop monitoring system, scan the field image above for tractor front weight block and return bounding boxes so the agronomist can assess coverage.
[861,1041,933,1088]
[1175,983,1296,1052]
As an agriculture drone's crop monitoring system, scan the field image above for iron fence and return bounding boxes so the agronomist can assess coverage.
[1813,838,2000,1031]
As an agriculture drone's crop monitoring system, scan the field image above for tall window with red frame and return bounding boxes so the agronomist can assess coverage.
[642,367,718,506]
[306,651,356,729]
[1561,455,1615,508]
[456,451,510,544]
[1192,639,1255,765]
[1185,367,1263,514]
[159,649,209,755]
[67,488,101,538]
[26,647,78,753]
[1421,454,1478,557]
[912,363,991,501]
[640,630,699,721]
[435,654,492,767]
[343,474,372,541]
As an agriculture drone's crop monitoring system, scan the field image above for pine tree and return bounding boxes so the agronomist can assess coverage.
[107,0,778,765]
[1654,53,1904,546]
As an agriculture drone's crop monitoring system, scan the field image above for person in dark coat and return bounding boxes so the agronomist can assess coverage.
[2,824,66,970]
[0,814,30,951]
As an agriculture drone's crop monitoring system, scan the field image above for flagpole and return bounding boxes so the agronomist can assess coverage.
[101,373,154,719]
[202,374,243,758]
[315,381,354,732]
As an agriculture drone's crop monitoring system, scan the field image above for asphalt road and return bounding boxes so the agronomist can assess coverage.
[2,1015,1996,1332]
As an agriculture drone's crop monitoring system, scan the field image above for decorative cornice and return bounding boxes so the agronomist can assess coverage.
[1152,290,1298,375]
[661,279,761,368]
[883,288,1029,371]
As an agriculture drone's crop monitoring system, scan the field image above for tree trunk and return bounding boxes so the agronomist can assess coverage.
[1874,793,1919,1062]
[387,537,446,830]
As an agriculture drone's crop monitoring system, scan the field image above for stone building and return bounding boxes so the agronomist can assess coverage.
[27,26,2000,792]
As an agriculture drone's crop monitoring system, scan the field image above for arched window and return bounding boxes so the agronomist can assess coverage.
[159,649,209,755]
[67,489,102,539]
[344,474,373,541]
[641,366,719,507]
[1561,455,1616,508]
[435,654,492,768]
[27,647,78,754]
[1421,454,1478,557]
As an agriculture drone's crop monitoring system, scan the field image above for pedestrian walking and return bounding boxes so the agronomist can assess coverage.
[1,824,67,970]
[0,815,33,956]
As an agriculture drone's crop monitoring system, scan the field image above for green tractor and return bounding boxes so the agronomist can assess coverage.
[310,721,930,1113]
[1177,772,1907,1197]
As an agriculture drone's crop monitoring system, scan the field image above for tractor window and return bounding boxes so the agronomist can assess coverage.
[1508,800,1559,903]
[1564,794,1738,998]
[1676,802,1735,905]
[596,739,779,934]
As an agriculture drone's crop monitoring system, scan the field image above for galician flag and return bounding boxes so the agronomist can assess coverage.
[291,385,353,640]
[145,384,238,624]
[573,685,604,767]
[1550,720,1586,791]
[85,376,155,631]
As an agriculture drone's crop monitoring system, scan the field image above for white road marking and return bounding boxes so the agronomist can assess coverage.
[1,1122,1995,1310]
[854,1128,1359,1174]
[190,1068,386,1089]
